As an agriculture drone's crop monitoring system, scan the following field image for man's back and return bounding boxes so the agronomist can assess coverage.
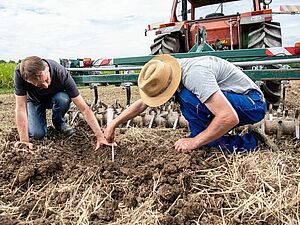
[178,56,261,103]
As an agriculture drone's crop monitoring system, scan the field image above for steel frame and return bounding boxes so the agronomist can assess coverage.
[69,47,300,84]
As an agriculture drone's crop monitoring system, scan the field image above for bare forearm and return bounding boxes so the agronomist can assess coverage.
[194,116,238,147]
[175,91,240,152]
[195,90,239,147]
[15,109,29,142]
[82,107,104,138]
[110,99,147,128]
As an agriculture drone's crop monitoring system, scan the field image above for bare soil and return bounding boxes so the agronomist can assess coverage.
[0,82,299,225]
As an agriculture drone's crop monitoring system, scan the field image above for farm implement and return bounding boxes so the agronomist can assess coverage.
[60,0,300,140]
[61,44,300,140]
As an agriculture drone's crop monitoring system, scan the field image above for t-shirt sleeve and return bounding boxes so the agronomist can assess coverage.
[184,65,220,103]
[62,71,80,99]
[14,65,27,96]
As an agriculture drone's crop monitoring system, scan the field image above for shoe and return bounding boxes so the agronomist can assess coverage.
[250,127,279,151]
[56,123,75,136]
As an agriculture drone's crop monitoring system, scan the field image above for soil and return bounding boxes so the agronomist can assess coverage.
[0,82,299,225]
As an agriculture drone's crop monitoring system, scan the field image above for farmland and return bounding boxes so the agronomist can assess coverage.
[0,62,15,94]
[0,75,299,224]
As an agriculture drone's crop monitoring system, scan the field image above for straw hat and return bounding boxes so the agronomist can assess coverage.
[138,54,181,107]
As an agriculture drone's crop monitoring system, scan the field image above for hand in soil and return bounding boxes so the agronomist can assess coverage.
[95,137,117,150]
[175,138,200,152]
[14,141,33,149]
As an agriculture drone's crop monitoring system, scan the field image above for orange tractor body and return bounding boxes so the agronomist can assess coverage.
[148,0,280,53]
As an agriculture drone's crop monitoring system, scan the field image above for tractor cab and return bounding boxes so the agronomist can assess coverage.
[171,0,242,22]
[172,0,272,22]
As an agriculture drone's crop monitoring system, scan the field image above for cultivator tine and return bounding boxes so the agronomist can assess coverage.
[261,117,266,134]
[90,83,99,108]
[296,109,300,139]
[122,83,132,106]
[148,114,155,128]
[70,111,80,125]
[173,116,179,130]
[126,120,131,128]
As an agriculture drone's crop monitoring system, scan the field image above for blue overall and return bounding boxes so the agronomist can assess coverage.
[176,87,267,153]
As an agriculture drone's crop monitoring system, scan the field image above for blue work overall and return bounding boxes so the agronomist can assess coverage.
[176,87,267,153]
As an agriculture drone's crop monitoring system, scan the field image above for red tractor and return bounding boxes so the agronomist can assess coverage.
[148,0,281,53]
[147,0,282,105]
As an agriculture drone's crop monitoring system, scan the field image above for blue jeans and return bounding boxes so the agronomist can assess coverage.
[176,87,267,153]
[27,92,71,139]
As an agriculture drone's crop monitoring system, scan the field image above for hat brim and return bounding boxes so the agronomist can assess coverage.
[138,54,181,107]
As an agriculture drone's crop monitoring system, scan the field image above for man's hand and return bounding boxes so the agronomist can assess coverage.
[175,138,201,153]
[104,124,115,143]
[14,141,33,149]
[95,136,116,150]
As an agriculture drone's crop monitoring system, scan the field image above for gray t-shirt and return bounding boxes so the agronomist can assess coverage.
[178,56,261,103]
[14,59,79,102]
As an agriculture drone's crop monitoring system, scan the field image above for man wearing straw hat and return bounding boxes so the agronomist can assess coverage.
[105,54,267,153]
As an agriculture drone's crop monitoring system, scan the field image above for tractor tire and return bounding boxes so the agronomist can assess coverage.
[260,80,281,105]
[150,34,181,55]
[248,21,282,49]
[248,22,282,107]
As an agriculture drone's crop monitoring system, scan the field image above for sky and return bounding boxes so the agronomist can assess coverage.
[0,0,299,62]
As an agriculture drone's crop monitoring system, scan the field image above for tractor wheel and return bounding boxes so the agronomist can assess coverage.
[248,21,282,49]
[260,80,281,106]
[248,22,282,107]
[150,34,181,55]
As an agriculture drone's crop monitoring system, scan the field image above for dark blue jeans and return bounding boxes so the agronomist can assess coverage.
[27,92,71,139]
[176,87,267,153]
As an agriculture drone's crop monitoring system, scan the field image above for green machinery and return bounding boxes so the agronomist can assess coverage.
[68,47,300,83]
[61,43,300,139]
[64,45,300,104]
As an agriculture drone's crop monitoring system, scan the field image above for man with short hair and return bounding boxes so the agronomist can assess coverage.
[104,54,267,153]
[14,56,110,149]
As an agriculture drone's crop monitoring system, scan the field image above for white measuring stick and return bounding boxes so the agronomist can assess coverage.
[107,106,115,162]
[111,145,115,162]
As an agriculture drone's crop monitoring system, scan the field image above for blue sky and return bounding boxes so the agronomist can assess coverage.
[0,0,299,62]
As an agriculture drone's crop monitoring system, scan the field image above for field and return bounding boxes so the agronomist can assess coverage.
[0,83,300,225]
[0,62,15,92]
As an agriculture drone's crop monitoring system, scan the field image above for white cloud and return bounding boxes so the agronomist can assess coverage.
[0,0,299,62]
